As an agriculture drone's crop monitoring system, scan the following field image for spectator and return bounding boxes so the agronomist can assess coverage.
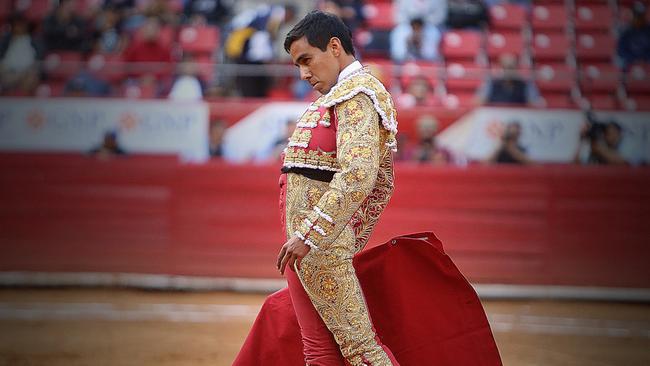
[93,6,127,54]
[225,4,296,97]
[209,119,227,158]
[477,53,540,106]
[122,17,172,80]
[446,0,490,29]
[589,121,629,165]
[489,121,531,164]
[43,0,91,53]
[391,17,439,62]
[168,56,206,101]
[411,115,452,165]
[390,0,445,63]
[89,130,127,158]
[254,118,297,162]
[617,1,650,69]
[317,0,365,32]
[0,14,42,95]
[184,0,234,26]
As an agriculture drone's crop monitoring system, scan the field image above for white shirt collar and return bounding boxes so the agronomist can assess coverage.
[337,60,362,84]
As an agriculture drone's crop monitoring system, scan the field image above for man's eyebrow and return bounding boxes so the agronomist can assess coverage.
[294,54,309,66]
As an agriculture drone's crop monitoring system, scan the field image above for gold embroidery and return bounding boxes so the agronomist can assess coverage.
[285,92,396,365]
[287,128,312,147]
[283,147,340,171]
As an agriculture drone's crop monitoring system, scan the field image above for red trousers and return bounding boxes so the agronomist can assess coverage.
[280,173,400,365]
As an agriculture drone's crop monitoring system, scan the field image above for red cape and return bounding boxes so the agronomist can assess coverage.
[233,232,503,365]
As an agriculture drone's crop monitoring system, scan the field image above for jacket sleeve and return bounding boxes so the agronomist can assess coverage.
[293,93,382,251]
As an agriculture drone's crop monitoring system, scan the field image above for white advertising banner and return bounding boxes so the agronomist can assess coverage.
[0,97,209,161]
[438,107,650,164]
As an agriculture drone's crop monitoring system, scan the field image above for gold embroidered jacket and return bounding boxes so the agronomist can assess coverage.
[282,67,398,252]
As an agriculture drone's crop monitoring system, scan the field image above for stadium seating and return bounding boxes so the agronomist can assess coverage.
[15,0,51,22]
[87,53,126,83]
[584,93,618,109]
[532,32,570,62]
[441,30,484,62]
[486,31,525,61]
[535,63,575,93]
[0,1,12,22]
[575,32,616,62]
[579,63,621,93]
[574,4,613,32]
[43,51,84,80]
[355,29,391,59]
[179,26,219,56]
[133,25,176,49]
[625,63,650,94]
[399,61,440,91]
[362,2,395,30]
[623,94,650,110]
[444,61,484,93]
[489,3,527,30]
[531,4,568,30]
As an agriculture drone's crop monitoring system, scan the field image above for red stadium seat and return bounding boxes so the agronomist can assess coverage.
[441,30,483,61]
[535,63,575,92]
[87,53,125,83]
[532,32,570,62]
[44,51,84,80]
[15,0,51,22]
[399,61,440,90]
[35,81,65,97]
[575,32,615,62]
[625,63,650,94]
[489,3,527,30]
[486,31,524,60]
[444,61,484,92]
[179,26,219,55]
[441,92,477,109]
[0,1,12,22]
[575,4,614,32]
[362,2,394,30]
[583,93,618,110]
[540,93,575,108]
[122,82,156,99]
[579,63,621,93]
[623,94,650,110]
[531,5,568,30]
[133,25,175,48]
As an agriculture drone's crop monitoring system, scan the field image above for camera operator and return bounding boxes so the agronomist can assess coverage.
[489,121,531,164]
[590,121,629,165]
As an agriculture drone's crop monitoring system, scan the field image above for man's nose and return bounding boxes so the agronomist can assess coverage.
[299,66,311,81]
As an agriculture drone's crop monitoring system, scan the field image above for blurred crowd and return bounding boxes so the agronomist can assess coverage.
[0,0,647,166]
[1,0,647,102]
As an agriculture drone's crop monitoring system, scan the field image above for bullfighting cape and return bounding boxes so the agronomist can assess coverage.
[232,233,503,365]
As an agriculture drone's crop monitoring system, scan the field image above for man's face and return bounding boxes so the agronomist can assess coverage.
[289,36,340,94]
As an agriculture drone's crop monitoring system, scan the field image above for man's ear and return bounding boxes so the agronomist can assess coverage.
[329,37,342,57]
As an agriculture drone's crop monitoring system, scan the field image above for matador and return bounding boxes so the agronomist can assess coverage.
[234,10,502,366]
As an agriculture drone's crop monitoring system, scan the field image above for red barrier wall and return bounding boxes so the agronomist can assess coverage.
[1,154,648,288]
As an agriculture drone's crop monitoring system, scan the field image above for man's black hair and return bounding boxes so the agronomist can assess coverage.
[284,10,355,56]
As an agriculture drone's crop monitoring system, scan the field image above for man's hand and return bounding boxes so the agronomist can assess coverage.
[277,236,311,275]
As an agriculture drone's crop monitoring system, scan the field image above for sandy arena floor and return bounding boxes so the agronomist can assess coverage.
[0,288,648,366]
